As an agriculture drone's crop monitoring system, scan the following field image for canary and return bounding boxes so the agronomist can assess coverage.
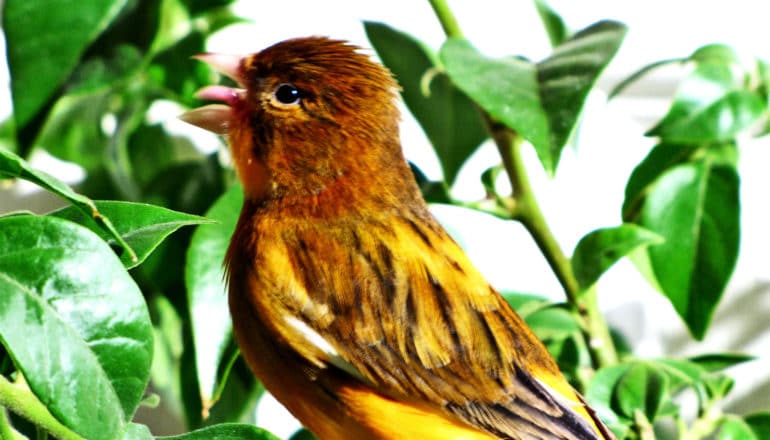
[181,37,615,440]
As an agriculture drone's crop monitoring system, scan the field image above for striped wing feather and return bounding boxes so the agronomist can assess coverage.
[275,208,609,440]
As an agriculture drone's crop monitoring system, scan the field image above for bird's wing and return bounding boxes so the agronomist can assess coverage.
[277,212,613,440]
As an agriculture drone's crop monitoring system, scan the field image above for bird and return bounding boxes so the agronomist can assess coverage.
[180,36,615,440]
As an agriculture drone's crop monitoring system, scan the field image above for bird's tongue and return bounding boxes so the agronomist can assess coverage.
[178,53,247,135]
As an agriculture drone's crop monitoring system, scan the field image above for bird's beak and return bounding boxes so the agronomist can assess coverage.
[179,53,248,135]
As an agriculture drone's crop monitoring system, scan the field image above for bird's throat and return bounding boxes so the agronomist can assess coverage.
[229,116,270,201]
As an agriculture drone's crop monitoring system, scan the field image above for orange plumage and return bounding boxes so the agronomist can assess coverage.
[181,37,615,440]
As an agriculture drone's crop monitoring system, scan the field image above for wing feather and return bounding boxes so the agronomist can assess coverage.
[275,210,611,439]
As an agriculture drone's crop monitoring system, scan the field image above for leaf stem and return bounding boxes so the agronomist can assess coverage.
[1,406,20,440]
[426,0,618,370]
[0,376,83,440]
[427,0,464,39]
[487,114,618,369]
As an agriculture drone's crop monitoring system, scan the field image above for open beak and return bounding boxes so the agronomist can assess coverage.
[179,53,248,135]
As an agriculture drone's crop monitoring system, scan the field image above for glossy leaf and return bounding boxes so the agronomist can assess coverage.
[715,416,758,440]
[622,143,695,221]
[122,423,154,440]
[51,200,211,268]
[572,224,663,290]
[536,20,626,170]
[33,92,112,170]
[68,44,145,96]
[440,20,625,174]
[653,358,706,391]
[585,364,632,430]
[613,363,668,422]
[204,353,262,425]
[703,374,735,400]
[0,148,137,262]
[149,31,211,106]
[186,184,243,404]
[689,44,741,66]
[638,159,740,339]
[2,0,127,128]
[533,0,568,46]
[161,423,280,440]
[647,63,765,143]
[501,292,551,318]
[524,306,581,341]
[440,39,549,167]
[184,0,239,16]
[745,412,770,440]
[0,215,153,440]
[365,22,487,185]
[688,353,755,372]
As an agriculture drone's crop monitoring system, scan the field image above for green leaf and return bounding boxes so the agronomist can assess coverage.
[638,159,740,338]
[653,358,706,391]
[500,292,550,318]
[688,352,755,372]
[0,148,137,262]
[585,364,633,427]
[33,92,111,170]
[612,362,668,422]
[51,200,212,269]
[440,39,549,168]
[440,20,625,174]
[622,143,695,221]
[0,215,153,440]
[289,428,318,440]
[160,423,280,440]
[544,335,583,378]
[533,0,568,46]
[536,20,627,170]
[524,306,581,341]
[204,353,262,425]
[647,64,765,143]
[186,184,242,403]
[365,22,487,185]
[184,0,239,16]
[572,224,663,290]
[715,416,759,440]
[149,31,211,106]
[127,123,205,189]
[122,423,154,440]
[703,374,734,400]
[2,0,127,128]
[689,44,741,66]
[67,44,145,96]
[745,412,770,440]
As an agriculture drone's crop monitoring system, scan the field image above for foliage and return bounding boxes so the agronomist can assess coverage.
[0,0,768,439]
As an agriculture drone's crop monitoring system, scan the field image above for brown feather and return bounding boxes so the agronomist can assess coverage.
[210,37,616,440]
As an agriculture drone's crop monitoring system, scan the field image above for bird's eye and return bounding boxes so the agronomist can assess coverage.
[274,83,301,105]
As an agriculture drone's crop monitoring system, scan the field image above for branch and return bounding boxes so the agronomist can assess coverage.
[427,0,618,369]
[0,376,84,440]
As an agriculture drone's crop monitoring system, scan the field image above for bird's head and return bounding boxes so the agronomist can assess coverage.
[181,37,407,205]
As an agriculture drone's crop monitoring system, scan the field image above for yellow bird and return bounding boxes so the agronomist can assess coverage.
[181,37,615,440]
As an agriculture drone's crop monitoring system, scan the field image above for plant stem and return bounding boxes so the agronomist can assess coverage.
[426,0,618,369]
[427,0,464,39]
[489,119,617,368]
[0,406,20,440]
[0,376,83,440]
